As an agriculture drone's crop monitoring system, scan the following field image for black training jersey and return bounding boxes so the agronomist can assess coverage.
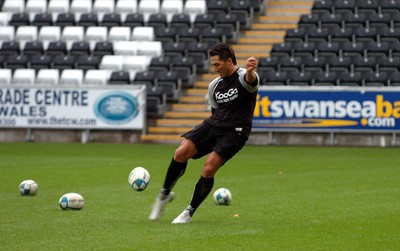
[205,67,259,136]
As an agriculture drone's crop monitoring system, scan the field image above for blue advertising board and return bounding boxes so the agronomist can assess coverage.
[253,86,400,132]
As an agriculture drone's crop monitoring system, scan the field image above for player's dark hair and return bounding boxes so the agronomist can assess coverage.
[209,43,237,65]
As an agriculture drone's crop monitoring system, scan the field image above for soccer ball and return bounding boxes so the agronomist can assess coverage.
[59,193,85,210]
[19,179,38,196]
[128,167,150,191]
[213,188,232,205]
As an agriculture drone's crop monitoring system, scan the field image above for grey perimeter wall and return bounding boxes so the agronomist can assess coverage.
[1,129,399,147]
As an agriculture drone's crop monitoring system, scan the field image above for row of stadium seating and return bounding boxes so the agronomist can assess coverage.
[259,0,400,87]
[0,0,256,116]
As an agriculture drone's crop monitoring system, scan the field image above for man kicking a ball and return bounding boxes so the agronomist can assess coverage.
[149,43,260,224]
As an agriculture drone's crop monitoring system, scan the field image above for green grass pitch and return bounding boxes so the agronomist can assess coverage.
[0,142,399,251]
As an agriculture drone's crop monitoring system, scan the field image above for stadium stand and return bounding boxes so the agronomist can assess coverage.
[263,0,400,87]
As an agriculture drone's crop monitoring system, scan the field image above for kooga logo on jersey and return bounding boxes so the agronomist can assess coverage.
[215,88,238,103]
[94,92,138,124]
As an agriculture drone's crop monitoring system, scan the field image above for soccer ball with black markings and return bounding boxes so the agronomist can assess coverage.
[59,193,85,210]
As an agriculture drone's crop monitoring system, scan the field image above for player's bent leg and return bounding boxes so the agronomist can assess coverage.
[149,190,175,221]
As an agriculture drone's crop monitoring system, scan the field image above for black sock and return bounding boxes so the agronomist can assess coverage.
[188,176,214,216]
[162,158,187,195]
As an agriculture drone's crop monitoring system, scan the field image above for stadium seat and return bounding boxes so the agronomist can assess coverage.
[15,26,38,42]
[131,26,155,41]
[83,69,110,85]
[38,26,61,44]
[136,41,163,57]
[0,12,11,26]
[11,69,36,85]
[0,26,14,42]
[161,0,184,23]
[112,41,139,55]
[147,13,168,28]
[123,13,145,28]
[184,0,207,23]
[177,27,201,42]
[0,69,12,84]
[138,0,160,22]
[85,26,108,43]
[54,13,76,28]
[99,55,124,71]
[108,26,131,42]
[100,13,122,28]
[314,70,339,86]
[69,42,91,56]
[36,69,60,85]
[364,71,388,86]
[4,54,29,70]
[70,0,92,15]
[47,0,70,14]
[93,0,115,15]
[59,69,84,85]
[170,13,191,28]
[92,42,114,56]
[9,13,30,27]
[23,42,44,55]
[261,69,288,86]
[52,55,77,70]
[123,55,151,72]
[61,26,85,43]
[154,26,177,42]
[46,41,67,56]
[75,55,101,71]
[2,0,25,13]
[30,55,53,71]
[163,41,187,56]
[149,56,172,71]
[338,71,363,86]
[207,0,229,14]
[108,70,131,85]
[77,13,99,28]
[31,13,53,28]
[193,13,215,28]
[133,70,157,86]
[25,0,47,15]
[0,41,20,55]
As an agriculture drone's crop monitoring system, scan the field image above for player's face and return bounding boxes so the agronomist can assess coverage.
[210,55,231,78]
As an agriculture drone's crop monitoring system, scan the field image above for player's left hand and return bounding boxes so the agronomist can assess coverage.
[246,57,258,72]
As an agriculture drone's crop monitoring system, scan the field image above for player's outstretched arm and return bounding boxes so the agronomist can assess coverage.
[245,56,258,84]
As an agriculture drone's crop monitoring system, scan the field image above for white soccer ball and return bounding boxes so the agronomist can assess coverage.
[19,179,38,196]
[213,188,232,205]
[128,166,150,191]
[59,193,85,210]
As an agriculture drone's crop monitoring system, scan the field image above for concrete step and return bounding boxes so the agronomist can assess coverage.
[164,111,209,119]
[147,126,192,134]
[171,103,208,111]
[140,134,181,142]
[156,119,203,127]
[186,88,208,96]
[180,95,207,103]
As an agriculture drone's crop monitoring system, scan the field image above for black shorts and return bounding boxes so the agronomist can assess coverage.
[181,122,248,162]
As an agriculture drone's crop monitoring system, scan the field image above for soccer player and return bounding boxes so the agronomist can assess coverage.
[149,43,260,224]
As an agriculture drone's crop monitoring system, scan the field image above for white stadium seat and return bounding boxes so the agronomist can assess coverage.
[15,26,38,42]
[2,0,25,13]
[108,26,131,42]
[137,41,163,57]
[0,26,15,41]
[62,26,85,42]
[161,0,184,22]
[113,41,139,55]
[59,69,84,86]
[93,0,115,14]
[184,0,207,22]
[83,69,110,85]
[131,26,154,41]
[25,0,48,14]
[123,55,151,72]
[115,0,138,21]
[0,69,12,85]
[39,26,61,43]
[36,69,60,85]
[70,0,92,14]
[138,0,160,22]
[48,0,70,14]
[99,55,124,71]
[12,69,36,85]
